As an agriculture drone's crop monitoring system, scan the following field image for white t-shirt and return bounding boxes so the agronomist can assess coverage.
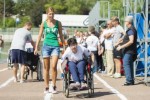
[61,45,90,63]
[86,34,100,51]
[25,42,34,52]
[100,29,107,44]
[113,25,124,46]
[103,28,115,50]
[10,28,32,51]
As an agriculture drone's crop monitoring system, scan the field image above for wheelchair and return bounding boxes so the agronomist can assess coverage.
[24,49,43,81]
[7,50,13,69]
[63,57,94,98]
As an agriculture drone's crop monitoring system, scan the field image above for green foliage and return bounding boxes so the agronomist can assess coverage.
[0,0,16,17]
[29,0,46,27]
[5,17,15,27]
[45,0,67,14]
[13,0,34,16]
[45,0,97,15]
[16,16,31,28]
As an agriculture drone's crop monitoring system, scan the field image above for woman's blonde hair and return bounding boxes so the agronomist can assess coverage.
[46,7,54,14]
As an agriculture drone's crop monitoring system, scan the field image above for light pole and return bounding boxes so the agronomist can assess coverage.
[3,0,5,28]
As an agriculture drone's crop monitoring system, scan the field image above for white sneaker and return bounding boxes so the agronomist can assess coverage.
[114,73,121,78]
[14,79,17,83]
[70,82,80,88]
[80,82,87,90]
[13,77,18,83]
[44,88,49,94]
[20,80,25,83]
[50,86,57,94]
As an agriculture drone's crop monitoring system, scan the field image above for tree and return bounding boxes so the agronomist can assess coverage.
[13,0,34,16]
[29,0,46,27]
[0,0,15,17]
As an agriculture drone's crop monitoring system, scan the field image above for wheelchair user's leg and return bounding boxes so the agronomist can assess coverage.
[68,61,80,83]
[76,61,86,83]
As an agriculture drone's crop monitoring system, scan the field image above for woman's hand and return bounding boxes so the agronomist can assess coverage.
[34,48,38,55]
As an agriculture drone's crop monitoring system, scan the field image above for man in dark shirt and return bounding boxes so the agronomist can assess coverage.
[117,16,137,86]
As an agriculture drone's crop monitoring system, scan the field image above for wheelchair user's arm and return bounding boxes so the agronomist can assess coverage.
[90,52,95,65]
[60,57,68,70]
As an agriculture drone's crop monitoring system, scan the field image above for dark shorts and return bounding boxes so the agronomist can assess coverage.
[11,49,27,64]
[113,48,122,59]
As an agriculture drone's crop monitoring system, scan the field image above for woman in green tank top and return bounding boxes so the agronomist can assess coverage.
[34,7,64,93]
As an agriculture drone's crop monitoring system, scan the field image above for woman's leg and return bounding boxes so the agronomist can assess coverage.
[51,55,59,86]
[43,57,50,88]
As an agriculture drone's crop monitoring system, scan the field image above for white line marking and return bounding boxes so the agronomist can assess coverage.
[94,73,128,100]
[0,77,14,89]
[0,68,8,72]
[44,93,53,100]
[0,74,19,89]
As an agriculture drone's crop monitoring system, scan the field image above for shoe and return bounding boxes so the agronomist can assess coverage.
[44,87,49,94]
[13,78,18,83]
[20,80,25,83]
[14,79,18,83]
[60,73,64,79]
[80,82,87,90]
[114,73,121,78]
[50,86,57,94]
[123,82,134,86]
[70,82,80,89]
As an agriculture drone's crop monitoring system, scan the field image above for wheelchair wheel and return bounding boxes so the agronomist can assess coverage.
[87,70,94,96]
[37,60,43,81]
[24,67,29,80]
[65,71,70,98]
[7,57,13,69]
[91,72,94,94]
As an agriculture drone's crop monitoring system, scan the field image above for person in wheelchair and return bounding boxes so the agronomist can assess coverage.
[61,38,91,89]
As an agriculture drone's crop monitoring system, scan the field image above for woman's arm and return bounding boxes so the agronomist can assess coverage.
[58,21,65,49]
[34,23,44,55]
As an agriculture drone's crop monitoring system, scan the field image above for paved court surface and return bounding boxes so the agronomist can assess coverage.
[0,61,150,100]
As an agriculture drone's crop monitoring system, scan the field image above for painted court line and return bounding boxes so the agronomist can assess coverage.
[94,73,127,100]
[0,74,19,89]
[0,77,14,89]
[0,68,8,72]
[44,93,53,100]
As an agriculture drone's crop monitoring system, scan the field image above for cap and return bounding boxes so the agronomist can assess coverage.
[125,16,133,23]
[88,26,95,33]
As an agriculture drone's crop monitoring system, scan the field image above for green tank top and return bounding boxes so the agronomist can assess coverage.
[43,20,59,46]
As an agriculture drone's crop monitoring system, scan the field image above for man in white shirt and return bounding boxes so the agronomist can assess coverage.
[86,26,101,73]
[103,20,115,76]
